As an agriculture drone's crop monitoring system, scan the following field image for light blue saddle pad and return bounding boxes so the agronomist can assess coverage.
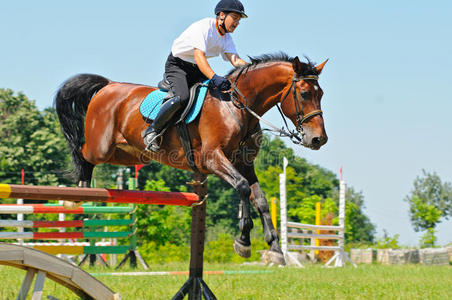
[139,80,210,124]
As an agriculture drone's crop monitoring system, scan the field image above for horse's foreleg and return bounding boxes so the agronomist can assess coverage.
[237,164,285,265]
[205,149,254,258]
[249,182,285,265]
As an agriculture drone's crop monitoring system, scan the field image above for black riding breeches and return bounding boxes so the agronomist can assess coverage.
[164,53,208,106]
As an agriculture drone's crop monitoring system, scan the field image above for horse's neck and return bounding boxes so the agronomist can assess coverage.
[241,63,293,116]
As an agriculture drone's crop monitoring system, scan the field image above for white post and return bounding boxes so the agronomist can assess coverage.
[58,200,66,243]
[17,198,23,245]
[337,179,346,267]
[279,172,287,256]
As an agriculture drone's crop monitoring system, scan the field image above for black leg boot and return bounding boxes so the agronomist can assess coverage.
[142,96,182,152]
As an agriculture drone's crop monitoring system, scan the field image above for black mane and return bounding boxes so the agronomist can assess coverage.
[226,52,317,78]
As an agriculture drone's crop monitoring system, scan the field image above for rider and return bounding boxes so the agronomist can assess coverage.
[143,0,248,152]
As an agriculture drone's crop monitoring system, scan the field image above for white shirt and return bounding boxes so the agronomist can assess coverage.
[171,18,238,64]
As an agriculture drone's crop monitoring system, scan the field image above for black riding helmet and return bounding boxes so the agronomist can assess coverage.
[215,0,248,19]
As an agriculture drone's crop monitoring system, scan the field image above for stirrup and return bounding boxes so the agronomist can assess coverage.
[144,129,166,152]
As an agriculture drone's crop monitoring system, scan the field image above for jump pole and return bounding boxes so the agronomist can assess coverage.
[0,184,198,206]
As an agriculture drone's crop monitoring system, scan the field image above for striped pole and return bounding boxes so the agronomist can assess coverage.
[0,204,134,214]
[0,184,198,206]
[0,231,132,240]
[91,270,274,277]
[0,219,132,228]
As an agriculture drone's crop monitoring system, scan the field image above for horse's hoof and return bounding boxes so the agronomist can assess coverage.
[234,240,251,258]
[260,250,286,266]
[63,201,82,209]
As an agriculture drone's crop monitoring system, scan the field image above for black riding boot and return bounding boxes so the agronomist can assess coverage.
[142,96,182,152]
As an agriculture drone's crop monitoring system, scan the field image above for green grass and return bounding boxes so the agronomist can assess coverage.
[1,263,452,299]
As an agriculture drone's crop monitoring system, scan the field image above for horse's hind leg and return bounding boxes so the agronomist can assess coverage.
[205,149,254,258]
[63,160,94,209]
[77,161,94,187]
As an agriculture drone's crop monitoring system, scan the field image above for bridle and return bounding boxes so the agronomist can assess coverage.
[228,68,323,145]
[278,74,323,134]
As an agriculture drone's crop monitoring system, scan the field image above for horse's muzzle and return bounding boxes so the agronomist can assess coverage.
[302,129,328,150]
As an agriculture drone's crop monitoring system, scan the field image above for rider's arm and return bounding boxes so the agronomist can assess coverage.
[225,53,247,67]
[194,49,215,79]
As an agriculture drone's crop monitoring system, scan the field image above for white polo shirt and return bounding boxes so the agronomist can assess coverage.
[171,18,238,64]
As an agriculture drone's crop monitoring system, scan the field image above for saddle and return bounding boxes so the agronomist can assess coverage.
[139,77,210,172]
[139,78,209,124]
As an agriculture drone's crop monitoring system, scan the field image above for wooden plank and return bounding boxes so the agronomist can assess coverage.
[0,220,34,227]
[23,248,74,278]
[286,222,344,231]
[33,245,84,255]
[0,244,118,299]
[31,270,46,300]
[0,249,24,261]
[17,268,36,300]
[288,245,341,251]
[287,232,341,240]
[0,232,34,239]
[4,184,198,206]
[71,267,118,300]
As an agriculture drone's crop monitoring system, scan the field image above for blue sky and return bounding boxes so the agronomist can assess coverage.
[1,1,452,245]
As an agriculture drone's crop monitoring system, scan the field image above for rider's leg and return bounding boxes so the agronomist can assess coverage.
[142,53,208,152]
[143,95,183,151]
[143,54,190,152]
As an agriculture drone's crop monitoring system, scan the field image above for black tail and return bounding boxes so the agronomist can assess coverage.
[54,74,110,182]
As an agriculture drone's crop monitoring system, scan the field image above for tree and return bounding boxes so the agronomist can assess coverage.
[0,89,70,186]
[406,170,451,227]
[405,170,452,246]
[342,187,376,243]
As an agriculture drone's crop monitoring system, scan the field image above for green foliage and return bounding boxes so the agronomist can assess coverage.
[136,204,192,247]
[139,241,190,264]
[345,201,375,243]
[374,231,401,249]
[204,233,266,263]
[409,195,443,230]
[405,170,452,246]
[420,228,438,248]
[145,178,171,192]
[0,89,70,185]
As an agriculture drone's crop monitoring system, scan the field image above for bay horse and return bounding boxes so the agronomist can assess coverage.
[54,53,328,265]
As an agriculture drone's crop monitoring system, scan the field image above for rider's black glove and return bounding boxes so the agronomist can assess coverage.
[211,74,231,91]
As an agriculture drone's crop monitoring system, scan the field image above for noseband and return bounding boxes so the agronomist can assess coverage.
[279,74,323,133]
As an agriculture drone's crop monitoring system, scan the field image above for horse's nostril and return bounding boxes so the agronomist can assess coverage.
[312,137,321,146]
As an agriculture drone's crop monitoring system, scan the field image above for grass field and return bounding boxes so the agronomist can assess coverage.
[1,262,451,299]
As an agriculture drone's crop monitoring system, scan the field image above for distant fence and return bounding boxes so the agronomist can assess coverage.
[279,164,355,267]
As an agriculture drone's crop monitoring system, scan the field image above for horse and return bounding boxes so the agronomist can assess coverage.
[54,53,328,265]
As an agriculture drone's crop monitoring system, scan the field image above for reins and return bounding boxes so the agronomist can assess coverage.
[228,68,322,145]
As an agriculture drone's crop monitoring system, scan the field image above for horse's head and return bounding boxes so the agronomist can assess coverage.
[280,56,328,150]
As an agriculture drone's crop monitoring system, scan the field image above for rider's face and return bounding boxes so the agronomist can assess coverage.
[220,12,241,33]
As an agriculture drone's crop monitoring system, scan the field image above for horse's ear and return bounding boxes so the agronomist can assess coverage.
[315,59,329,74]
[292,56,303,75]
